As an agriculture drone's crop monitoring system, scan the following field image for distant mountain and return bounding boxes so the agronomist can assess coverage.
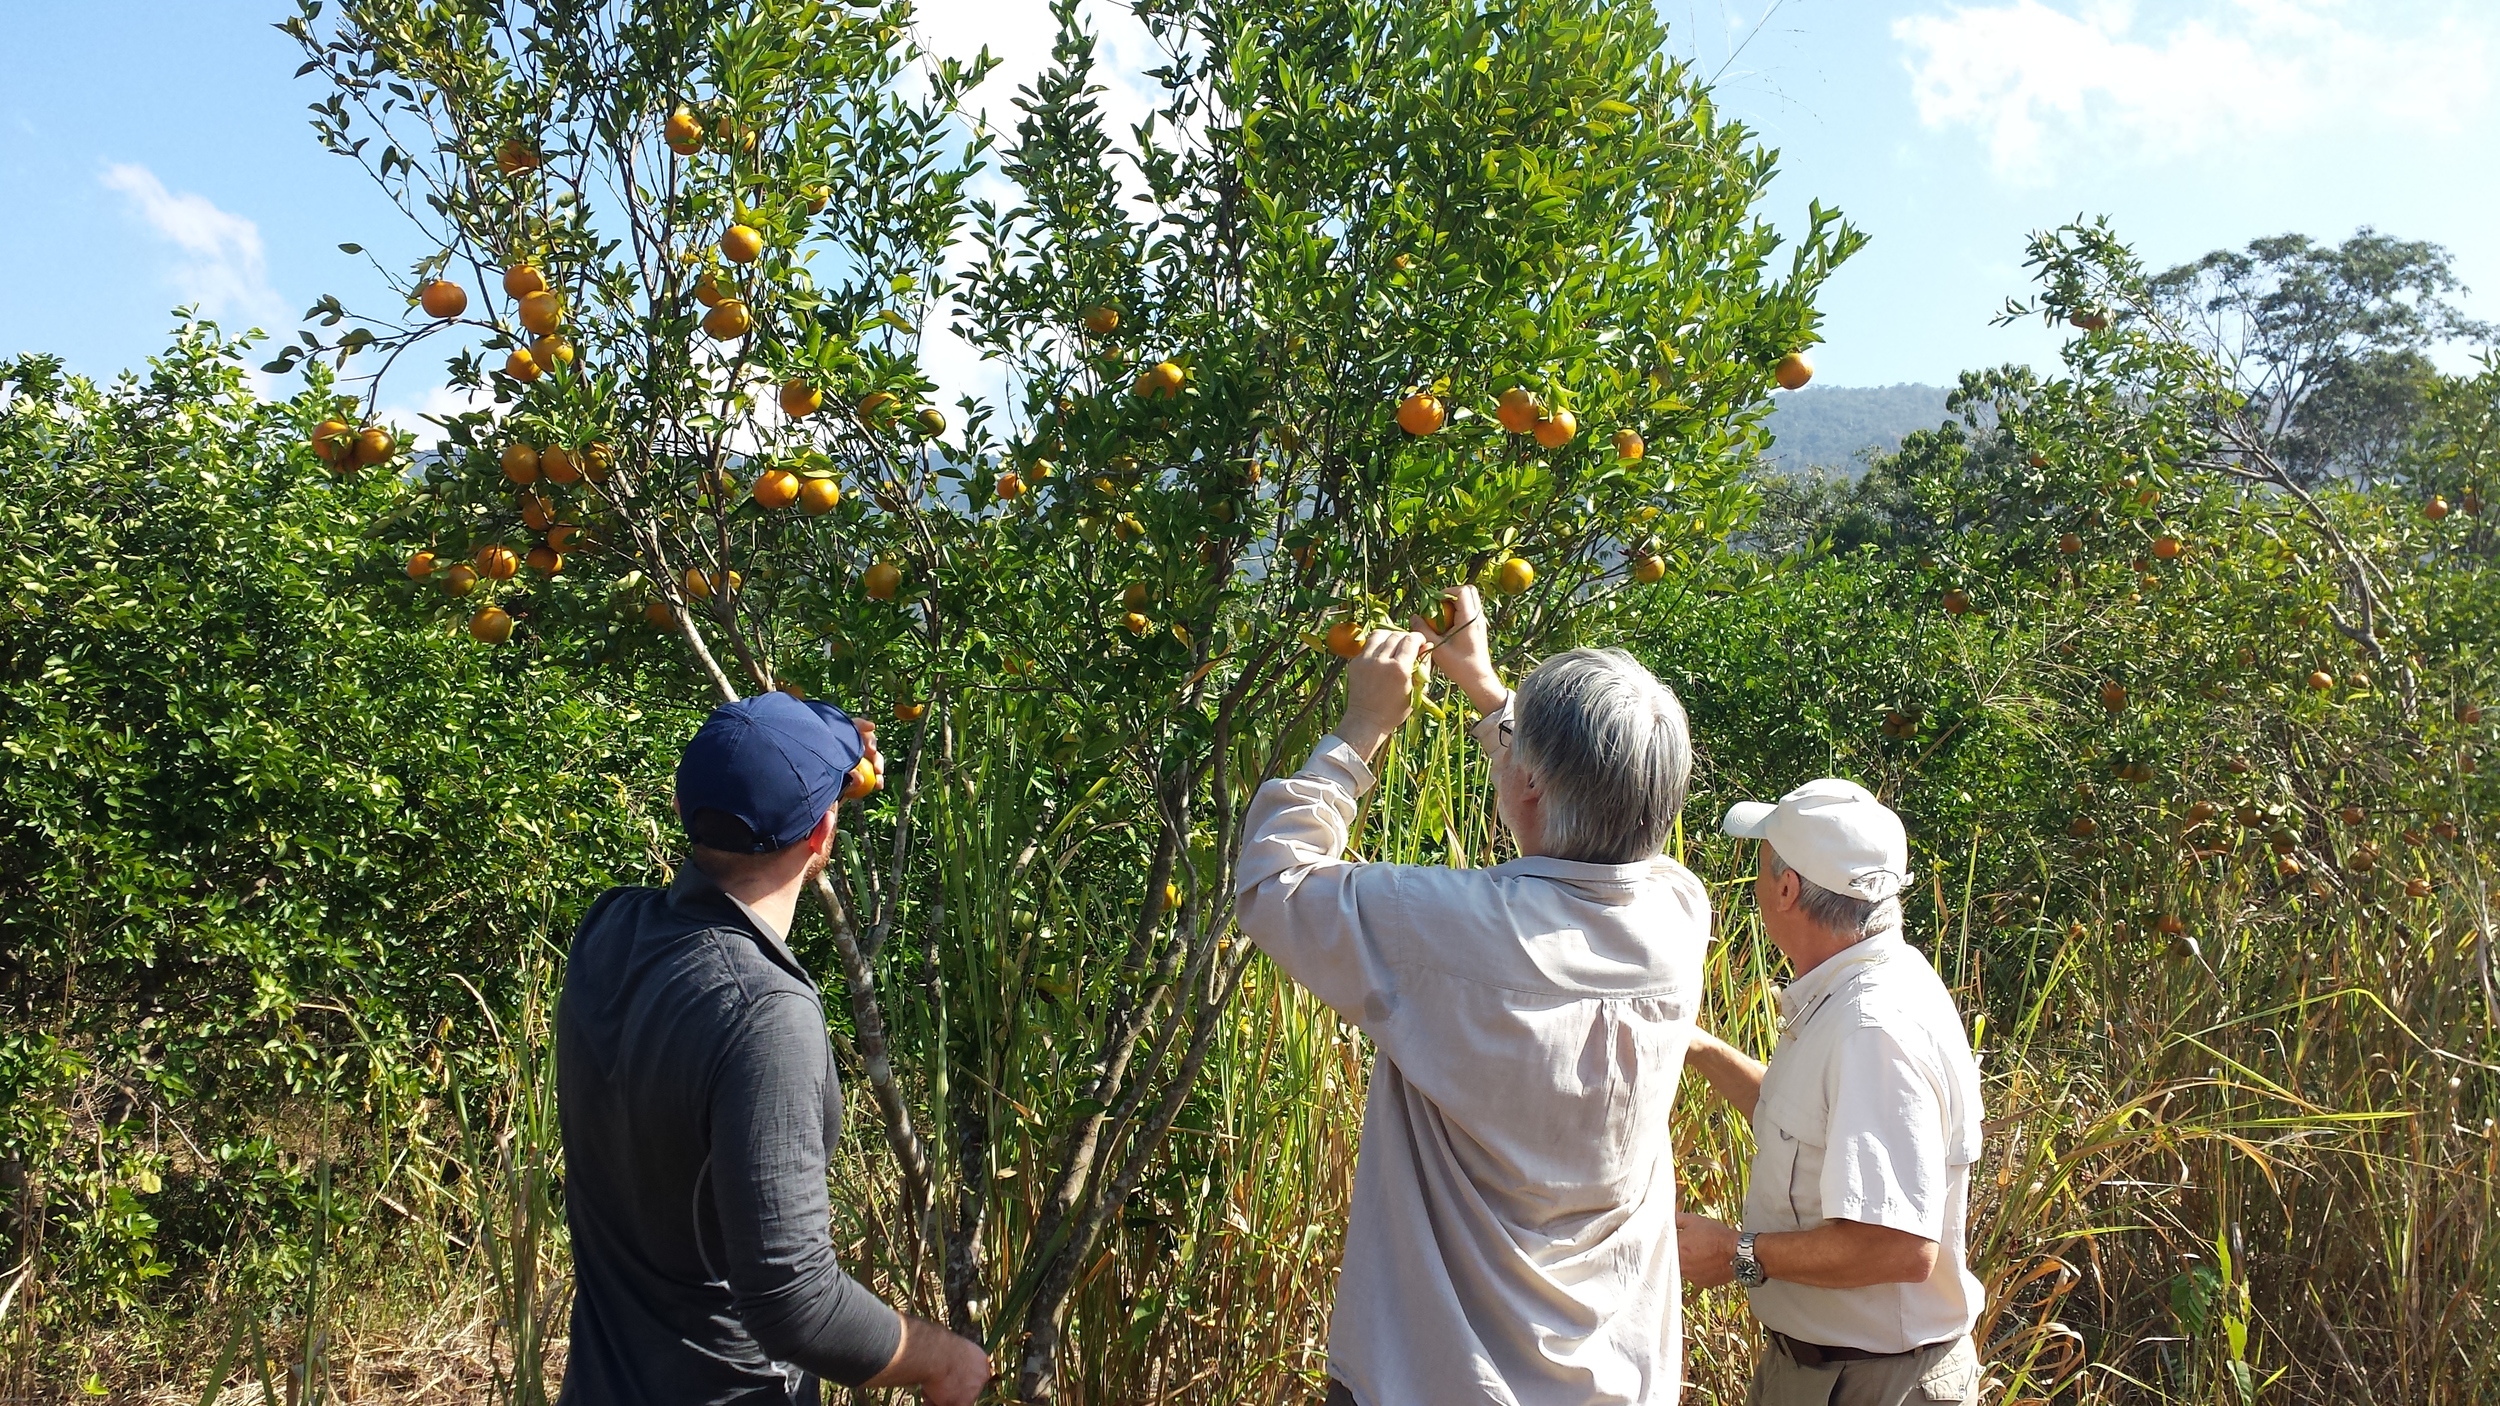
[1763,383,1952,478]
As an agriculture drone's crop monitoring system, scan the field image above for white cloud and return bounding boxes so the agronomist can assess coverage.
[371,382,495,454]
[1894,0,2497,182]
[99,163,292,332]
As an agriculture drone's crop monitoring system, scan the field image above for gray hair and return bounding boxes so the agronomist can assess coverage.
[1510,648,1691,864]
[1762,845,1902,943]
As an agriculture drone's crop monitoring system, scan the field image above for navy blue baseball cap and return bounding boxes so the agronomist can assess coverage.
[675,691,869,853]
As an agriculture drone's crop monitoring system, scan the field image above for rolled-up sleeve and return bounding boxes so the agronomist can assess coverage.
[1820,1026,1950,1242]
[709,992,903,1385]
[1232,737,1410,1026]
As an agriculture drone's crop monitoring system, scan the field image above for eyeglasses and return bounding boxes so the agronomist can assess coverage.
[1497,718,1514,750]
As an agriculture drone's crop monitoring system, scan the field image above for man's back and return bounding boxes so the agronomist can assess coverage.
[1236,739,1712,1406]
[557,867,897,1406]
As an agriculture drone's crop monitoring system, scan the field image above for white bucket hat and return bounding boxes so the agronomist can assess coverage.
[1721,777,1914,902]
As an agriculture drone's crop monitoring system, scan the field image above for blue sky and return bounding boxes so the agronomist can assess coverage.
[3,0,2496,439]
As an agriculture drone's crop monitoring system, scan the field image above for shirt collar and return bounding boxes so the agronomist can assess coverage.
[1775,929,1903,1021]
[666,861,814,986]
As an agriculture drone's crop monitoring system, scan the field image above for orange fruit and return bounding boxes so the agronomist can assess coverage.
[1157,882,1182,913]
[915,407,947,436]
[2099,681,2127,712]
[503,264,547,298]
[645,599,675,629]
[1612,429,1644,462]
[494,139,540,177]
[2155,914,2185,936]
[1082,305,1119,335]
[1632,554,1665,584]
[1325,619,1368,657]
[419,279,468,319]
[519,290,563,336]
[582,441,614,482]
[2067,816,2098,838]
[665,106,703,154]
[2406,877,2434,899]
[1532,409,1578,449]
[720,224,764,264]
[475,544,520,580]
[1123,610,1151,635]
[347,424,392,467]
[530,335,573,370]
[546,523,580,551]
[2339,804,2366,826]
[2425,496,2451,521]
[311,418,353,464]
[702,300,752,340]
[520,494,556,531]
[2152,535,2182,560]
[2057,532,2081,554]
[799,477,841,515]
[1774,352,1814,391]
[442,563,479,596]
[504,348,542,382]
[470,605,515,643]
[856,390,896,421]
[839,757,882,802]
[863,561,902,600]
[1121,583,1149,610]
[540,445,579,484]
[752,468,801,511]
[1135,361,1185,398]
[780,378,822,419]
[1495,556,1535,595]
[684,566,738,599]
[1396,393,1446,436]
[406,549,438,580]
[1942,589,1970,616]
[693,273,728,309]
[2307,670,2335,691]
[2069,308,2110,332]
[1495,387,1542,435]
[501,444,541,484]
[802,184,830,215]
[525,544,562,575]
[995,471,1025,500]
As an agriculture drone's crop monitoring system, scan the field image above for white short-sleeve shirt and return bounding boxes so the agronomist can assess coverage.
[1742,931,1985,1354]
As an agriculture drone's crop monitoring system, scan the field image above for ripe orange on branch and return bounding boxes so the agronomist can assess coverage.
[503,264,547,298]
[501,444,541,484]
[1396,393,1446,436]
[780,378,823,419]
[1775,352,1814,391]
[1082,305,1119,335]
[1941,589,1971,616]
[665,106,703,155]
[862,561,902,600]
[1135,361,1185,398]
[2425,496,2451,521]
[419,280,468,319]
[520,494,556,531]
[2152,535,2182,560]
[310,418,354,464]
[442,564,479,596]
[1632,554,1666,584]
[495,140,541,178]
[1613,429,1645,462]
[525,545,563,575]
[720,224,764,264]
[475,544,520,581]
[406,549,438,580]
[470,605,515,643]
[1325,619,1368,657]
[504,348,542,382]
[702,300,752,340]
[752,469,801,511]
[1495,387,1542,435]
[519,291,564,336]
[540,445,579,484]
[1532,409,1577,449]
[1495,557,1535,595]
[799,478,842,515]
[2307,670,2336,692]
[995,471,1026,500]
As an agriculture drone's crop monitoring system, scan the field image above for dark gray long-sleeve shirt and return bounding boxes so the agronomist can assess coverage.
[556,864,901,1405]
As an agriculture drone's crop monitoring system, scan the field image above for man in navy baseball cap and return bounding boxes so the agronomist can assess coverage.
[557,691,991,1406]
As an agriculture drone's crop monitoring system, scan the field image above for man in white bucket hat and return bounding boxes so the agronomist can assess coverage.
[1676,779,1985,1406]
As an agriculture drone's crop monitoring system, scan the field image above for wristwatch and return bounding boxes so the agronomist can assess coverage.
[1732,1231,1768,1289]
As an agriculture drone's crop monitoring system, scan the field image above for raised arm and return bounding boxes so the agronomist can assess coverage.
[1683,1028,1767,1122]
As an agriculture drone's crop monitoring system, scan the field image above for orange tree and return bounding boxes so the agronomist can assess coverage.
[287,0,1861,1391]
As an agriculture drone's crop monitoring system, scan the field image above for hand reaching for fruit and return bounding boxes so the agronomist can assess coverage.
[1333,630,1429,764]
[1414,585,1508,716]
[840,718,886,801]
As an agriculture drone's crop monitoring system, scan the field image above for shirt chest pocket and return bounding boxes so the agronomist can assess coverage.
[1746,1092,1828,1233]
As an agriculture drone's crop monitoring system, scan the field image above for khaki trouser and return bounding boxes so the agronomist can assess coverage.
[1746,1333,1980,1406]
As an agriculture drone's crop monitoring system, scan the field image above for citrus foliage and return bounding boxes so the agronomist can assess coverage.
[0,329,686,1358]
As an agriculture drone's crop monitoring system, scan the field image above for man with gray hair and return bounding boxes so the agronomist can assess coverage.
[1235,585,1711,1406]
[1676,779,1985,1406]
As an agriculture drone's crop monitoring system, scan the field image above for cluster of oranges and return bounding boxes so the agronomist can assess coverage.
[308,417,398,473]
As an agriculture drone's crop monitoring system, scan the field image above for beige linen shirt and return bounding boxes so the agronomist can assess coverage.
[1742,930,1985,1354]
[1235,730,1712,1406]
